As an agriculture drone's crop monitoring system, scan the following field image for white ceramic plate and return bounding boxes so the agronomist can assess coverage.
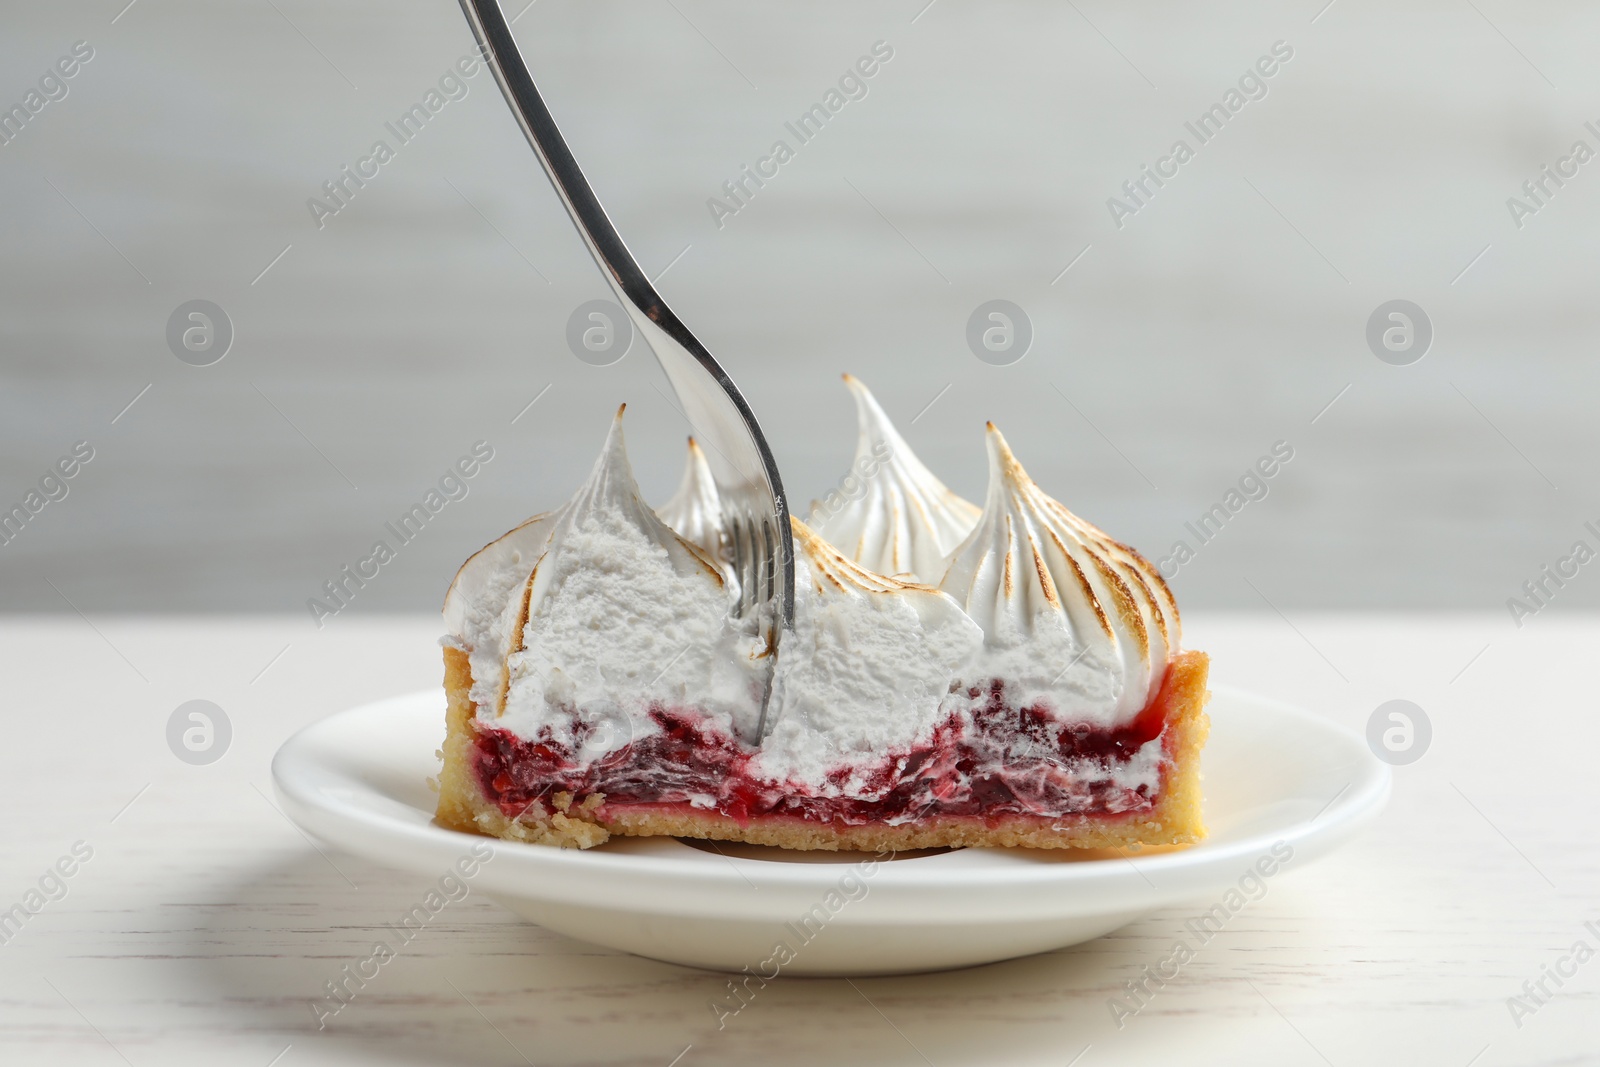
[272,685,1389,976]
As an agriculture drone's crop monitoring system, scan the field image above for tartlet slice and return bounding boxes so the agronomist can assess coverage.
[436,387,1208,851]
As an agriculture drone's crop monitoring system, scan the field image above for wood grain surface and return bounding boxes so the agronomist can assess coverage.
[1,613,1594,1065]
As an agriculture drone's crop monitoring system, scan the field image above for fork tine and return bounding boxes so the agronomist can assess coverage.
[751,515,763,615]
[734,512,756,615]
[753,515,769,607]
[770,526,779,611]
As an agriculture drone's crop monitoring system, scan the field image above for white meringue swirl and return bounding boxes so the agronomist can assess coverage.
[760,519,983,790]
[443,508,555,714]
[448,407,764,745]
[810,374,980,583]
[939,422,1179,725]
[657,436,724,563]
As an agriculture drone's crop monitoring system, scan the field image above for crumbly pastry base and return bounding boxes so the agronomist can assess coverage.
[434,646,1210,851]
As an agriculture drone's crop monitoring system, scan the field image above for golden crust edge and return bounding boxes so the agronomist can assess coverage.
[435,646,611,849]
[433,645,1210,852]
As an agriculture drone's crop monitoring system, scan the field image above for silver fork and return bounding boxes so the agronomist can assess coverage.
[458,0,794,742]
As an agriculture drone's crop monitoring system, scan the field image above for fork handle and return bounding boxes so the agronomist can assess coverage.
[457,0,795,632]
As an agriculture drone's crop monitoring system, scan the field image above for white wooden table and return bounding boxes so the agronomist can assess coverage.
[1,613,1594,1066]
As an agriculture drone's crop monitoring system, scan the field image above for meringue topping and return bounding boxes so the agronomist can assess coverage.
[446,395,1185,793]
[443,510,556,714]
[810,375,980,583]
[940,423,1179,726]
[759,519,983,790]
[466,407,765,748]
[657,436,724,562]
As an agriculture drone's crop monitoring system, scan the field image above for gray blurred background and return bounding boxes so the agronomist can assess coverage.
[3,0,1596,616]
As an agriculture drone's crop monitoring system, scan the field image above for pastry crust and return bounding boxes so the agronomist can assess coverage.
[435,646,1209,851]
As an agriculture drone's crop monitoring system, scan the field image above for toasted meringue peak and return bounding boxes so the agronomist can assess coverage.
[657,437,724,561]
[940,423,1179,723]
[495,408,765,743]
[793,516,926,597]
[521,407,723,622]
[809,374,981,583]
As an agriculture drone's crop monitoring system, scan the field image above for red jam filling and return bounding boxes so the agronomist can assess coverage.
[473,667,1181,829]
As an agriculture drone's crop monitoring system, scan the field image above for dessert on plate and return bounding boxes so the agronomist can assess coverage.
[435,377,1209,850]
